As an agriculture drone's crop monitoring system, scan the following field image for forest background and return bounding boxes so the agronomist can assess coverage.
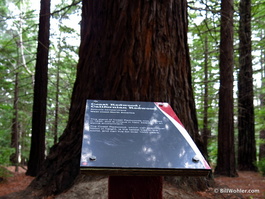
[0,0,265,176]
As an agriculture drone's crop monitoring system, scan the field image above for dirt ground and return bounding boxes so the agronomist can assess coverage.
[0,167,34,197]
[0,167,264,199]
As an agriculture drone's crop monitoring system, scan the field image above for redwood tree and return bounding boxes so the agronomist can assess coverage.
[26,0,203,197]
[215,0,238,177]
[237,0,257,171]
[26,0,50,177]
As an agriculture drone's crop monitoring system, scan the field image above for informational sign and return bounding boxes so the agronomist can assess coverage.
[80,100,211,176]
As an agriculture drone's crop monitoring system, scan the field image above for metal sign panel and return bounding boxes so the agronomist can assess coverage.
[80,100,211,176]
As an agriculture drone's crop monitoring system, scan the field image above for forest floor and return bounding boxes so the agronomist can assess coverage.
[0,166,264,199]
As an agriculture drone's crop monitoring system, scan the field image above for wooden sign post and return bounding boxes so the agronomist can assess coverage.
[108,176,162,199]
[80,100,211,198]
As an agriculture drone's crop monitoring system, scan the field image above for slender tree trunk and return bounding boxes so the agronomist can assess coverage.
[11,72,20,172]
[202,36,210,161]
[26,0,50,177]
[237,0,257,171]
[259,45,265,161]
[53,66,60,145]
[53,32,63,145]
[215,0,238,177]
[28,0,204,196]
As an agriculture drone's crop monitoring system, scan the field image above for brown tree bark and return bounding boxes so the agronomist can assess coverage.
[215,0,238,177]
[26,0,50,177]
[28,0,204,196]
[237,0,257,171]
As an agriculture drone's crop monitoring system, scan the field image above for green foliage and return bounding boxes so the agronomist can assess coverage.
[0,105,14,166]
[189,0,265,167]
[0,0,38,167]
[256,158,265,176]
[45,0,81,148]
[0,0,80,166]
[0,166,13,181]
[207,137,218,166]
[0,123,14,165]
[188,0,221,141]
[0,147,14,166]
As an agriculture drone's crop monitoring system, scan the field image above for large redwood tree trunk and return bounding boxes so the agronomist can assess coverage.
[237,0,257,171]
[28,0,203,197]
[26,0,50,177]
[215,0,238,177]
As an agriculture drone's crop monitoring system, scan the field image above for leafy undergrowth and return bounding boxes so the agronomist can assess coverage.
[0,167,264,199]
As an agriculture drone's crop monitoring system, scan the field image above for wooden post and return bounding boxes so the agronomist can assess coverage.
[108,176,163,199]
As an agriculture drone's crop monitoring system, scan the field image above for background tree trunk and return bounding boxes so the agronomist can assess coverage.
[53,61,60,145]
[259,47,265,161]
[237,0,257,171]
[26,0,50,177]
[215,0,238,177]
[29,0,204,196]
[11,72,20,172]
[202,36,210,161]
